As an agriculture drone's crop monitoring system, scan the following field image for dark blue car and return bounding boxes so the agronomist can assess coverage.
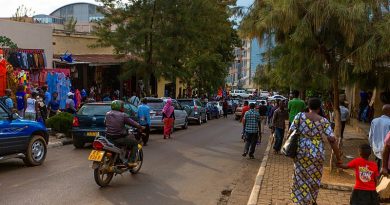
[206,102,220,120]
[0,100,49,166]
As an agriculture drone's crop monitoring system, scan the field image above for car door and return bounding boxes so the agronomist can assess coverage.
[195,100,205,118]
[172,101,184,126]
[0,105,30,156]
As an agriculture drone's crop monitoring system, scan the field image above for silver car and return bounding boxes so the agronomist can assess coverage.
[146,98,189,130]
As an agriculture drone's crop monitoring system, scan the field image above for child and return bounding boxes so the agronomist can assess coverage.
[337,144,380,205]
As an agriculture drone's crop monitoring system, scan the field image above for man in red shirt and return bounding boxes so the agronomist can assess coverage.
[241,101,249,140]
[337,144,379,205]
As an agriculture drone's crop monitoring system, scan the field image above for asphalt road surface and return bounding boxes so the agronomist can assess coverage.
[0,116,268,205]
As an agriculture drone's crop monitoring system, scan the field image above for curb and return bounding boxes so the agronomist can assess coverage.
[247,136,272,205]
[320,182,353,191]
[48,138,73,148]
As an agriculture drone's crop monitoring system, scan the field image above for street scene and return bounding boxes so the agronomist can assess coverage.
[0,0,389,205]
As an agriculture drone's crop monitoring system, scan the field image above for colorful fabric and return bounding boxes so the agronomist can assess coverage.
[288,98,306,122]
[347,157,378,191]
[244,109,260,134]
[163,118,174,137]
[289,112,334,204]
[0,59,7,96]
[162,99,174,117]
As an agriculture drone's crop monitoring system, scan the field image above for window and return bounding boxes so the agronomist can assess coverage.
[0,106,9,120]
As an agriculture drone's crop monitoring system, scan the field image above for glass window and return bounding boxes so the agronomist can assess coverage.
[77,105,111,116]
[148,102,164,110]
[0,106,8,120]
[178,100,194,107]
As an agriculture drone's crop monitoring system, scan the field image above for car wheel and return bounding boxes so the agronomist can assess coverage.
[73,135,85,149]
[198,117,202,125]
[204,113,208,123]
[207,113,211,120]
[23,135,47,166]
[182,118,188,129]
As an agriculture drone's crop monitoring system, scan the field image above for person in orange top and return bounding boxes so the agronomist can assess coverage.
[241,101,250,140]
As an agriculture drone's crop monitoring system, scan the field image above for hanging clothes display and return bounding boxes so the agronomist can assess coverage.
[0,57,7,96]
[74,89,82,108]
[3,49,47,70]
[57,73,71,110]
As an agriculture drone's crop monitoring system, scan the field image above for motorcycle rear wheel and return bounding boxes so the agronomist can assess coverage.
[130,149,143,174]
[94,156,114,187]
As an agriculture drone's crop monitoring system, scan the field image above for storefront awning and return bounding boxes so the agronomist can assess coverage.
[53,54,136,66]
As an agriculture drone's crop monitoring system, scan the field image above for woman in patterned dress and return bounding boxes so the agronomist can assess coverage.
[289,98,342,205]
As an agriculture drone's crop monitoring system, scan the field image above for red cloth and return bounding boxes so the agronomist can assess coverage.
[241,105,250,121]
[347,157,379,191]
[75,89,82,108]
[163,118,174,137]
[0,59,7,96]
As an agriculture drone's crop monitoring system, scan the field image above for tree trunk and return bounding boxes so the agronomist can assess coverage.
[330,69,342,172]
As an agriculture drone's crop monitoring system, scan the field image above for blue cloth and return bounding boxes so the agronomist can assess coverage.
[22,52,28,68]
[244,109,260,133]
[81,89,87,98]
[48,100,60,111]
[137,104,151,126]
[16,91,26,111]
[5,97,14,110]
[273,127,285,152]
[46,72,58,94]
[44,91,51,106]
[57,73,70,110]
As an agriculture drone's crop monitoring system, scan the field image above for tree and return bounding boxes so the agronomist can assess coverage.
[94,0,238,96]
[0,36,18,49]
[64,17,77,34]
[241,0,389,170]
[11,5,34,22]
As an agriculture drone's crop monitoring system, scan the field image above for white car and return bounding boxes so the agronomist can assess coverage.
[268,95,287,101]
[260,91,271,98]
[230,90,251,98]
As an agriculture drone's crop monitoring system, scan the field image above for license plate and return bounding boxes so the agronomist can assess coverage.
[86,132,99,137]
[88,150,105,162]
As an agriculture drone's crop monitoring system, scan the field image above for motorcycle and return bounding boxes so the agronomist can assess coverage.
[88,127,143,187]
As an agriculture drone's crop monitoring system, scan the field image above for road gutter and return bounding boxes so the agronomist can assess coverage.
[247,135,272,205]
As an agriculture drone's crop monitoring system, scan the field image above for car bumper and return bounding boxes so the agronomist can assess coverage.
[71,128,106,143]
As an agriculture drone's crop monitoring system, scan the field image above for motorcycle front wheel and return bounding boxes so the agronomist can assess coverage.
[94,155,114,187]
[130,149,143,174]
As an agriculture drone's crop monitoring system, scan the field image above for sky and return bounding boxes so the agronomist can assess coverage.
[0,0,254,18]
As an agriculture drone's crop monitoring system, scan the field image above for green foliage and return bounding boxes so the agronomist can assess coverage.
[64,17,77,34]
[94,0,239,95]
[11,5,34,22]
[46,112,73,135]
[0,36,18,49]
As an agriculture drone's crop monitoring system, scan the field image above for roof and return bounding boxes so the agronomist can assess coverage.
[53,54,136,66]
[50,2,101,16]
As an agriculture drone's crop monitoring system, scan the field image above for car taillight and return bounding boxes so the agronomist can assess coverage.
[93,141,104,150]
[194,106,198,111]
[73,117,79,127]
[156,111,162,116]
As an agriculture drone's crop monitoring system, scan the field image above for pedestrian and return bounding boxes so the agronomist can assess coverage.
[268,100,280,128]
[337,144,380,205]
[36,92,47,124]
[162,98,175,139]
[48,92,60,117]
[16,85,26,117]
[258,101,268,133]
[137,98,151,146]
[24,92,39,121]
[288,90,305,127]
[290,98,341,204]
[380,131,390,176]
[340,101,350,140]
[42,86,51,107]
[65,92,77,114]
[242,103,261,159]
[222,99,228,118]
[4,89,14,110]
[129,92,140,107]
[368,104,390,169]
[241,101,250,140]
[271,101,289,154]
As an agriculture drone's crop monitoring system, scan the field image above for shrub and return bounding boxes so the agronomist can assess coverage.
[46,112,73,136]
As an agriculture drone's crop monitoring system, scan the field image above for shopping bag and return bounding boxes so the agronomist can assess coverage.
[377,175,390,200]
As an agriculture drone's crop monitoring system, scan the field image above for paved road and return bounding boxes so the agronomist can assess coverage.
[0,116,268,205]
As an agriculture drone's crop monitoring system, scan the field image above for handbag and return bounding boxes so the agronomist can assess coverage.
[281,113,302,158]
[377,175,390,200]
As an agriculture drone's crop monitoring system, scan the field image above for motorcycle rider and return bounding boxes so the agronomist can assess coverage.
[105,100,143,167]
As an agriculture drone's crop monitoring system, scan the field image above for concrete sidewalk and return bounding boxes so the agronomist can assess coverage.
[254,125,369,205]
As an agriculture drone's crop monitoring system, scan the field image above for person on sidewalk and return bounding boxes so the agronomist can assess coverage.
[289,98,342,205]
[65,92,77,114]
[48,92,60,117]
[24,92,39,121]
[162,98,175,139]
[258,101,268,133]
[16,85,27,118]
[368,104,390,169]
[288,90,305,127]
[4,89,14,110]
[241,101,250,140]
[242,103,261,159]
[271,101,289,154]
[340,101,350,141]
[222,99,228,118]
[337,144,380,205]
[137,98,151,146]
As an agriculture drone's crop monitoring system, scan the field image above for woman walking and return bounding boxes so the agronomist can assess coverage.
[24,92,39,121]
[162,99,175,139]
[289,98,341,205]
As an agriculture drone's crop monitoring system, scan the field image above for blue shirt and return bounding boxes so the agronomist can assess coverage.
[5,97,14,110]
[48,100,60,111]
[137,104,151,126]
[244,109,260,134]
[44,91,51,106]
[16,91,26,111]
[369,115,390,159]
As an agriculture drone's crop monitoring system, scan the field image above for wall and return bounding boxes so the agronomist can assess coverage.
[0,20,53,68]
[157,77,185,98]
[53,33,113,55]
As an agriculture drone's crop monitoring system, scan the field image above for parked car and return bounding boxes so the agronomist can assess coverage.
[177,99,207,125]
[230,90,252,98]
[0,100,49,166]
[206,102,220,120]
[260,91,271,98]
[147,98,188,130]
[71,102,138,148]
[268,95,287,101]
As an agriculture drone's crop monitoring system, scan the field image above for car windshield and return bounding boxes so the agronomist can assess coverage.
[178,100,194,107]
[78,105,111,116]
[148,102,164,110]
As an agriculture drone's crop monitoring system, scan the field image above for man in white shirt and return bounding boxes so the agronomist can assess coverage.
[129,92,140,107]
[369,104,390,168]
[340,101,350,140]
